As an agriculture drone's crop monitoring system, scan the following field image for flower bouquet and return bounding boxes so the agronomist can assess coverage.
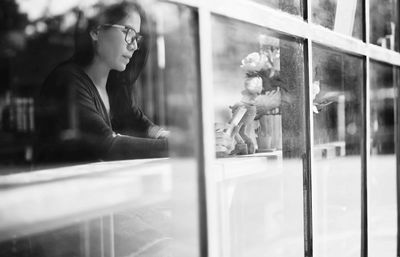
[239,42,284,152]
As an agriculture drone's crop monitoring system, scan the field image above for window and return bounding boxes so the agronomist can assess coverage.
[312,45,364,257]
[370,0,399,51]
[248,0,303,16]
[212,14,306,257]
[312,0,364,40]
[368,61,397,256]
[1,0,400,257]
[0,1,202,256]
[0,0,201,168]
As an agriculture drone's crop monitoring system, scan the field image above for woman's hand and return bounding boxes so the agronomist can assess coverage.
[157,129,170,139]
[148,125,170,139]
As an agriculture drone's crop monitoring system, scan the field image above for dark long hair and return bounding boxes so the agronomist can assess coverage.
[73,1,150,86]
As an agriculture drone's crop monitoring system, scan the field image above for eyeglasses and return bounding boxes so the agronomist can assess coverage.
[99,24,143,47]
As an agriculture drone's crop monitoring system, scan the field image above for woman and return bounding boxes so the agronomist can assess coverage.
[32,3,173,257]
[36,1,169,163]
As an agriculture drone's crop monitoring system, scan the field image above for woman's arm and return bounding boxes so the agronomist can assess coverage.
[76,84,168,160]
[109,84,169,139]
[36,64,168,162]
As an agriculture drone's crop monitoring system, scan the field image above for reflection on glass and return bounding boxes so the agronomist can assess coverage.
[0,1,201,257]
[0,208,173,257]
[212,14,305,257]
[312,0,364,39]
[368,61,397,256]
[0,0,199,168]
[370,0,399,51]
[248,0,303,16]
[213,15,305,159]
[312,45,363,257]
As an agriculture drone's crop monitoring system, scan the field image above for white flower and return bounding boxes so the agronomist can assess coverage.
[312,80,320,100]
[244,76,263,94]
[240,52,266,72]
[312,81,320,113]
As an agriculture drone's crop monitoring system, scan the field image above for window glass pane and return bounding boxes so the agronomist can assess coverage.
[212,14,305,257]
[0,1,201,257]
[312,0,364,40]
[248,0,303,16]
[368,61,397,256]
[0,0,200,168]
[312,45,363,257]
[0,179,174,257]
[370,0,399,51]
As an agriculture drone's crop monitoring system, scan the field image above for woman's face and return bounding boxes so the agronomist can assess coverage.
[95,11,141,71]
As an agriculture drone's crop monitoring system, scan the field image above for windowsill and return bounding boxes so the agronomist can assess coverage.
[214,150,282,181]
[0,158,168,187]
[0,158,172,241]
[224,150,282,159]
[0,151,283,241]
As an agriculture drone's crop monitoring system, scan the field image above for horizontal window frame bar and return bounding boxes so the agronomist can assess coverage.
[166,0,400,66]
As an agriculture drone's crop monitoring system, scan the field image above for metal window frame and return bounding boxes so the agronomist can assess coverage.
[168,0,400,64]
[303,37,314,257]
[363,1,370,257]
[396,66,400,257]
[164,1,400,257]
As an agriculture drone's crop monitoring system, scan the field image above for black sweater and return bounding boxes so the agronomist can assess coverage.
[35,62,168,162]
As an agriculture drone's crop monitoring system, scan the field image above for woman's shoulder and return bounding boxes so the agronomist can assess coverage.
[41,61,93,94]
[47,61,87,82]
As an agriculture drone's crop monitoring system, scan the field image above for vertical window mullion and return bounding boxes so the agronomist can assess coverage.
[396,1,400,255]
[303,38,314,257]
[362,56,370,257]
[394,65,400,257]
[303,0,309,22]
[396,65,400,257]
[303,0,314,256]
[363,1,370,257]
[198,4,218,257]
[365,0,370,44]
